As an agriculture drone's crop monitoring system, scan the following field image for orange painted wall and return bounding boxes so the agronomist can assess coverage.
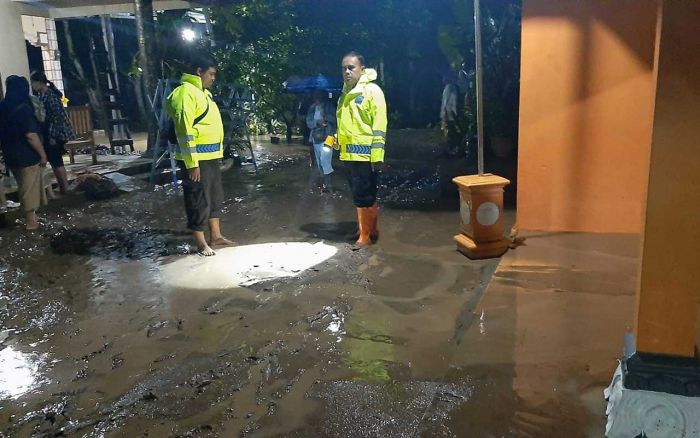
[635,0,700,357]
[517,1,658,233]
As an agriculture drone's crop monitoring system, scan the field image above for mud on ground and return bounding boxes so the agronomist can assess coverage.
[0,136,605,437]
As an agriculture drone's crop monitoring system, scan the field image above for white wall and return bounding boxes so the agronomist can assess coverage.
[1,0,192,93]
[0,0,31,85]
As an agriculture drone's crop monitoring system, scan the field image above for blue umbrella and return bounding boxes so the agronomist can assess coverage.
[283,74,343,94]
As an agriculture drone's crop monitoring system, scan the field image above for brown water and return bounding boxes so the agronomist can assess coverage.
[0,142,627,437]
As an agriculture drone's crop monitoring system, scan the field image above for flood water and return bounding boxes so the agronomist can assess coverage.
[0,141,614,437]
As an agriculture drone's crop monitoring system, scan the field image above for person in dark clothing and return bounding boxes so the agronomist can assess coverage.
[30,71,74,194]
[296,96,315,168]
[0,76,48,230]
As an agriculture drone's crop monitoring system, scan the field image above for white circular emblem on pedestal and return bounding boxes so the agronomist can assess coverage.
[460,201,471,225]
[476,202,500,226]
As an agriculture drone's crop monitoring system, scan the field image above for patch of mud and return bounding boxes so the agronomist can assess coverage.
[49,227,191,260]
[379,164,442,209]
[306,380,472,437]
[0,138,562,437]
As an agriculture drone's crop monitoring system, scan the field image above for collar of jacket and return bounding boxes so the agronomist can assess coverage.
[181,73,203,90]
[343,68,378,95]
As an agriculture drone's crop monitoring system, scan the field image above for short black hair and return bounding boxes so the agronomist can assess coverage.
[3,75,32,107]
[187,53,217,74]
[30,70,63,98]
[343,51,365,67]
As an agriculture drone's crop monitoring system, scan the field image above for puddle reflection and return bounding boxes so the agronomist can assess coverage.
[0,346,46,399]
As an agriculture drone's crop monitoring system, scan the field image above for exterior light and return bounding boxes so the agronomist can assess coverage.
[182,28,196,42]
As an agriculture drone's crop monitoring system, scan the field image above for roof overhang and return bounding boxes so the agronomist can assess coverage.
[12,0,194,19]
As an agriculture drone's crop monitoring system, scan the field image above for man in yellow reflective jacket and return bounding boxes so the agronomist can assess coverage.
[337,51,387,245]
[166,54,233,256]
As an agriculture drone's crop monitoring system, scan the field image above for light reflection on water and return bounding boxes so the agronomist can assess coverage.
[0,346,45,399]
[161,242,338,290]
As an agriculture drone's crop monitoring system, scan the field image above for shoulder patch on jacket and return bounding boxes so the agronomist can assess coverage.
[354,95,364,105]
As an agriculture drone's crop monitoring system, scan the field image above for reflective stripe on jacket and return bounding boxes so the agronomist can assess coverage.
[336,68,387,162]
[166,73,224,169]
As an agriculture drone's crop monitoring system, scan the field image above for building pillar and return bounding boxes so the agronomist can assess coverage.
[605,1,700,436]
[0,0,31,80]
[134,0,157,149]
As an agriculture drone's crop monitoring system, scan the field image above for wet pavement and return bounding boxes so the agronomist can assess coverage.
[0,137,637,436]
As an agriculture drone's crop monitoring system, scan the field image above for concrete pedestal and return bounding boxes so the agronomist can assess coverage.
[605,360,700,437]
[452,174,510,260]
[453,233,510,260]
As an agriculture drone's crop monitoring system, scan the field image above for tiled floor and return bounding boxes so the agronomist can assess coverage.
[447,231,643,435]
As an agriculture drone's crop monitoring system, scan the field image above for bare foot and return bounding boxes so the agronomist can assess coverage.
[25,223,40,232]
[210,237,235,248]
[25,212,40,231]
[197,244,216,256]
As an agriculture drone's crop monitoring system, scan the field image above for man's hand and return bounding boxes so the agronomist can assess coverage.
[371,161,384,173]
[39,153,48,167]
[188,166,201,182]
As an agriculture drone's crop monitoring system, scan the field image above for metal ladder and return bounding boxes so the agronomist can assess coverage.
[149,79,179,186]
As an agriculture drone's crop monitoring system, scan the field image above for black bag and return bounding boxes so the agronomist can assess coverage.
[165,101,210,145]
[73,173,120,200]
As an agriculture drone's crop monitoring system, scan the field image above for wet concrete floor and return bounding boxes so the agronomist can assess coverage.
[0,141,636,437]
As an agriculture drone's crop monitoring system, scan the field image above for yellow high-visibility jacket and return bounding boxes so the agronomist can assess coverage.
[166,73,224,169]
[336,68,387,163]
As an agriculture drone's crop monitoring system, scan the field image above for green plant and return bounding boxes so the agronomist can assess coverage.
[481,1,521,139]
[269,119,284,135]
[438,0,521,141]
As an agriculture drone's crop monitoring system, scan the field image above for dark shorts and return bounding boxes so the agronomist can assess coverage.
[46,139,67,168]
[179,159,224,232]
[348,161,378,208]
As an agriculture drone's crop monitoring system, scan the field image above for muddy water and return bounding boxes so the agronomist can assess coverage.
[1,142,608,437]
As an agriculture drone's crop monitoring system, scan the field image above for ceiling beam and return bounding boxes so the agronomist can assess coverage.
[13,0,192,19]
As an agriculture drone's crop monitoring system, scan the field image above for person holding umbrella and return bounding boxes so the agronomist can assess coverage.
[336,51,387,245]
[283,74,342,175]
[306,89,337,192]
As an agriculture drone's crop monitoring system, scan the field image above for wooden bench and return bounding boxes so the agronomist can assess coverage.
[65,105,97,165]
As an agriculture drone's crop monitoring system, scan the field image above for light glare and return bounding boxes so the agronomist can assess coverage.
[161,242,338,290]
[182,28,196,42]
[0,347,43,399]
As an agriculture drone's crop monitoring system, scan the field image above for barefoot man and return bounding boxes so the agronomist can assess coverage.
[166,54,233,255]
